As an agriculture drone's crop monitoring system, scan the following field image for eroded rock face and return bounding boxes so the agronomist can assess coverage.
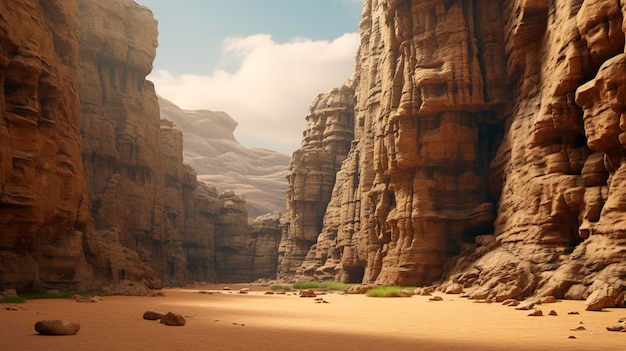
[278,85,355,279]
[284,0,625,301]
[213,191,249,281]
[0,0,93,291]
[248,212,283,281]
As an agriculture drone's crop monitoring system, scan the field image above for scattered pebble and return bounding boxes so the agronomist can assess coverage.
[429,296,443,301]
[568,335,576,339]
[528,309,543,317]
[548,310,558,316]
[570,326,586,331]
[568,311,580,315]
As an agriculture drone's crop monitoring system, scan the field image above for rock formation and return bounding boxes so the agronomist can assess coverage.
[213,194,282,282]
[248,212,284,281]
[278,85,355,279]
[158,97,290,219]
[282,0,626,303]
[1,0,278,292]
[0,0,93,291]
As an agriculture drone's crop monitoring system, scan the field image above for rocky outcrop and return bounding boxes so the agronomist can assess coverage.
[158,97,289,219]
[248,212,284,281]
[278,85,355,279]
[213,193,282,282]
[283,0,626,303]
[0,0,93,291]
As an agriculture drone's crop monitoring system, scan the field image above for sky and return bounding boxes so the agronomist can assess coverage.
[134,0,363,154]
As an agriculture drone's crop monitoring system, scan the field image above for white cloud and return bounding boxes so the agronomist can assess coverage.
[149,33,359,154]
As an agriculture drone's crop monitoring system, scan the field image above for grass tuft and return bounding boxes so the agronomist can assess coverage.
[292,281,352,291]
[365,286,414,297]
[270,285,291,291]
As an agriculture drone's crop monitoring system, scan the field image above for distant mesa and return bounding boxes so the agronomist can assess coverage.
[158,96,290,219]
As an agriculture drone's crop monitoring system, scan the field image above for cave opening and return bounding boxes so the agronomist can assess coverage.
[343,265,365,284]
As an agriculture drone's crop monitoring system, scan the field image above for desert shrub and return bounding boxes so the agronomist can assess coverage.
[365,286,414,297]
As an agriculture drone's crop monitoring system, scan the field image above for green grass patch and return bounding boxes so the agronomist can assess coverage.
[0,291,91,304]
[0,296,27,304]
[20,291,91,300]
[292,281,352,291]
[365,286,415,297]
[270,285,291,291]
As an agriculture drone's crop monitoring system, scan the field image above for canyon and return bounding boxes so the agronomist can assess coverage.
[0,0,625,307]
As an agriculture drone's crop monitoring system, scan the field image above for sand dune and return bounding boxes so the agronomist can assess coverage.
[1,286,624,351]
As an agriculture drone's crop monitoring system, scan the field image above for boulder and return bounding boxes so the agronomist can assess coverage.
[160,312,185,326]
[34,320,80,335]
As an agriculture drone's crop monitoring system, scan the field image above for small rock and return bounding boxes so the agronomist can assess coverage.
[568,335,576,339]
[585,285,621,311]
[4,305,26,311]
[445,283,463,295]
[429,296,443,301]
[35,320,80,335]
[264,291,275,295]
[567,311,580,315]
[299,289,317,298]
[540,296,558,304]
[606,325,625,332]
[570,326,586,331]
[548,310,558,316]
[223,287,232,291]
[515,299,540,311]
[160,312,185,326]
[528,309,543,317]
[143,311,165,320]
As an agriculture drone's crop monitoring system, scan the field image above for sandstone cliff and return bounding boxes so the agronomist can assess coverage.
[1,0,279,292]
[0,0,91,292]
[283,0,626,304]
[277,85,356,279]
[158,97,290,219]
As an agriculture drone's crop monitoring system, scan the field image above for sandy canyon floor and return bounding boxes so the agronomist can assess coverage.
[1,284,624,351]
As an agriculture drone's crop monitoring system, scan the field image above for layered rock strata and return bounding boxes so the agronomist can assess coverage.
[0,0,92,291]
[285,0,625,303]
[277,86,355,279]
[1,0,273,291]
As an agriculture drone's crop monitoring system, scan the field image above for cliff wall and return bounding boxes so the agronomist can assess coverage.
[0,0,279,292]
[0,0,91,291]
[284,0,626,303]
